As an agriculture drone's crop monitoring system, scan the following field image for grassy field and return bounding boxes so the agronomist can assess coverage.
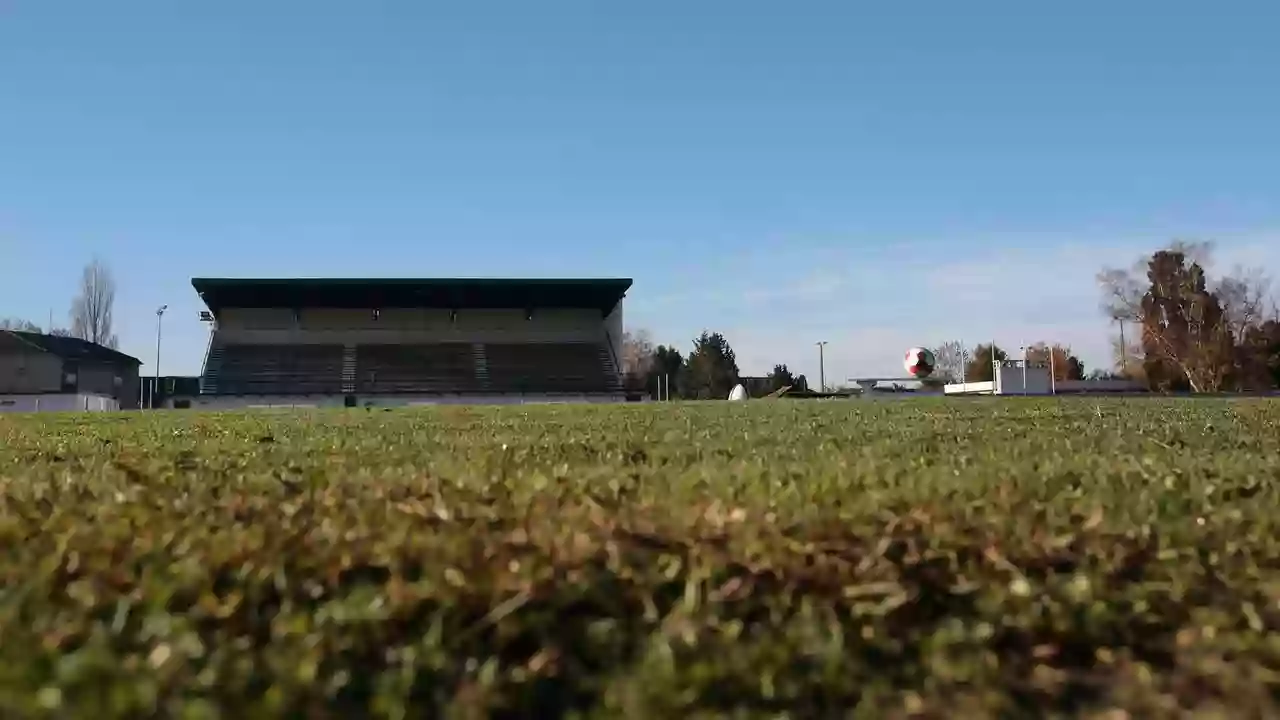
[0,398,1278,718]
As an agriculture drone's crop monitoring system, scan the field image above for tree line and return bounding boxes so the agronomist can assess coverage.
[621,328,1093,399]
[928,340,1088,385]
[620,330,809,400]
[623,331,1096,399]
[0,257,119,348]
[1097,240,1280,392]
[623,240,1280,398]
[12,246,1265,395]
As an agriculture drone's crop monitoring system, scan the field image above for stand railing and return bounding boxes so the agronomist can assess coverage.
[199,326,215,395]
[603,329,623,388]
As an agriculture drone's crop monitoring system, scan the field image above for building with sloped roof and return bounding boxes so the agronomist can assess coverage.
[0,330,142,411]
[142,375,203,409]
[191,277,632,408]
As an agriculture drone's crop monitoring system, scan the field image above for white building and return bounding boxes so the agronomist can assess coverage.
[944,360,1146,396]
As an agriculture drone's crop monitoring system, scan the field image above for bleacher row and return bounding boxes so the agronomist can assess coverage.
[203,342,622,396]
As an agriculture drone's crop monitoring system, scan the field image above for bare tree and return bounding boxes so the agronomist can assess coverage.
[931,340,967,383]
[1026,342,1086,380]
[0,317,42,332]
[69,257,119,348]
[1138,249,1236,393]
[1096,263,1146,378]
[1097,240,1214,320]
[1097,240,1219,383]
[1096,265,1145,323]
[1109,332,1144,379]
[1169,239,1215,268]
[620,329,655,378]
[1214,265,1271,343]
[1104,242,1279,392]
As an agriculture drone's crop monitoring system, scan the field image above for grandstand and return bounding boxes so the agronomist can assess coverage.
[191,278,631,408]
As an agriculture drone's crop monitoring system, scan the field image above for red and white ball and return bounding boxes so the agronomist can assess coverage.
[903,347,936,378]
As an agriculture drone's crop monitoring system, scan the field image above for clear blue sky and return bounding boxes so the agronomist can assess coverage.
[3,1,1279,380]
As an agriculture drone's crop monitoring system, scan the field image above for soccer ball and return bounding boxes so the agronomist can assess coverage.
[903,347,936,378]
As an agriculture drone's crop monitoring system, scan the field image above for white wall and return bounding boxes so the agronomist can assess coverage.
[945,365,1149,396]
[191,393,626,410]
[0,393,120,412]
[943,381,996,395]
[382,394,625,406]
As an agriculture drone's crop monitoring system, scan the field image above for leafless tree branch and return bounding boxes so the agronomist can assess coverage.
[931,340,967,382]
[1214,265,1271,343]
[0,317,42,332]
[620,329,655,377]
[69,257,118,348]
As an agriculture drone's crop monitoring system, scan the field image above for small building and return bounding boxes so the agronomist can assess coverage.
[0,330,142,412]
[142,375,203,409]
[944,360,1146,396]
[737,376,777,397]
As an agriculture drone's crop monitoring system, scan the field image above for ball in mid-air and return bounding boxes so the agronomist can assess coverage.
[903,347,936,378]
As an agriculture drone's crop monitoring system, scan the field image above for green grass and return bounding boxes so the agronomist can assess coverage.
[0,398,1278,718]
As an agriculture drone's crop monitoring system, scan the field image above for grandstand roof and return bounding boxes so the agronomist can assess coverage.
[191,277,633,313]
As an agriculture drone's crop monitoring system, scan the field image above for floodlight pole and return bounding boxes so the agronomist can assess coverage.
[815,341,828,392]
[1118,319,1127,376]
[154,304,168,409]
[990,340,997,394]
[1021,345,1027,396]
[1049,348,1057,395]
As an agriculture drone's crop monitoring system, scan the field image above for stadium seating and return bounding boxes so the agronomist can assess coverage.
[212,344,345,395]
[484,342,621,394]
[203,341,621,397]
[193,278,631,403]
[355,343,481,394]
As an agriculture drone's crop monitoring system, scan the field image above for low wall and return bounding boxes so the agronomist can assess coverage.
[189,393,627,410]
[945,376,1150,396]
[1054,379,1148,393]
[0,393,121,413]
[944,381,996,395]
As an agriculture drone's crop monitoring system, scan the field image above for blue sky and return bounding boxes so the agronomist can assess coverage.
[2,1,1278,380]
